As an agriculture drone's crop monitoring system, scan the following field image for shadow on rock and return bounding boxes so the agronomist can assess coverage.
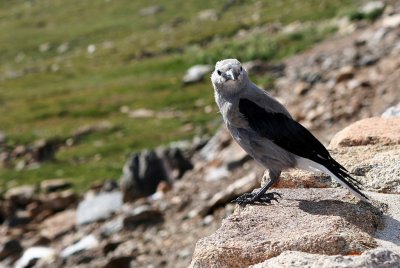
[298,199,400,246]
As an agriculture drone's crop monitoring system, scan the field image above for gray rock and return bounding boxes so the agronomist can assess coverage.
[100,218,124,237]
[190,188,381,268]
[61,234,99,258]
[360,149,400,193]
[182,65,212,84]
[251,248,400,268]
[120,150,169,202]
[197,172,259,217]
[76,191,122,225]
[121,146,193,202]
[360,1,385,14]
[123,205,163,229]
[382,103,400,118]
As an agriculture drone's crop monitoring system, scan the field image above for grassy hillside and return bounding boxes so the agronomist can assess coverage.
[0,0,363,190]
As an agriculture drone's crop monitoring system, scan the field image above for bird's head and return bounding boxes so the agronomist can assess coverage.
[211,59,248,95]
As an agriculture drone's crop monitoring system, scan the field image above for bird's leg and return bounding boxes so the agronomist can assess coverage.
[232,170,281,205]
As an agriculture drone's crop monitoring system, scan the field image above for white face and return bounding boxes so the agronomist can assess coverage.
[211,59,247,93]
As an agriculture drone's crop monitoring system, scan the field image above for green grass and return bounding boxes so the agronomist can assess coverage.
[0,0,364,191]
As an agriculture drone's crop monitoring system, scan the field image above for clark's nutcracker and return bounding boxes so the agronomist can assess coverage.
[211,59,369,204]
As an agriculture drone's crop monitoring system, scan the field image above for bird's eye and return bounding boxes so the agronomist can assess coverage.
[217,70,222,76]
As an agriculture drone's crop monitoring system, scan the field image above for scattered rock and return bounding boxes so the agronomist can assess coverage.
[15,247,57,268]
[40,209,76,240]
[76,191,122,225]
[100,218,123,237]
[182,65,212,84]
[198,172,259,217]
[5,185,36,207]
[204,167,230,182]
[293,81,311,96]
[61,234,99,258]
[329,117,400,148]
[336,65,355,83]
[190,189,381,268]
[199,127,231,161]
[382,102,400,118]
[127,108,156,118]
[251,248,400,268]
[31,138,60,162]
[40,189,77,212]
[122,205,163,229]
[382,14,400,28]
[40,179,72,193]
[72,121,113,140]
[360,1,385,15]
[139,5,164,16]
[120,150,169,202]
[197,9,218,21]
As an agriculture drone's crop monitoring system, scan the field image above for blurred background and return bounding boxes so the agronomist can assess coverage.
[0,0,371,190]
[1,0,400,267]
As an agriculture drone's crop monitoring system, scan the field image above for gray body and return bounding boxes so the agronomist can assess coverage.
[214,77,296,177]
[211,59,368,202]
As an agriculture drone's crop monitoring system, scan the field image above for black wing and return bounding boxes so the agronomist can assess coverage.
[239,98,367,199]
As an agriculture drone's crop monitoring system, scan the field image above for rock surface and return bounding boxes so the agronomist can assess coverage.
[329,117,400,148]
[251,248,400,268]
[190,189,381,268]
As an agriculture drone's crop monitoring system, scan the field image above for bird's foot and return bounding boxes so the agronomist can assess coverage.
[232,191,282,205]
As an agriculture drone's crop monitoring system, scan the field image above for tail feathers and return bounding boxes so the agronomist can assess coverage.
[296,157,369,202]
[323,164,369,202]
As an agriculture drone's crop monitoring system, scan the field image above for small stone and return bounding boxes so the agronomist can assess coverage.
[40,209,76,240]
[15,247,57,268]
[40,179,71,193]
[128,108,156,118]
[382,14,400,28]
[5,185,36,207]
[123,205,163,229]
[76,191,123,225]
[204,167,230,182]
[61,234,99,258]
[293,81,311,95]
[336,66,355,83]
[197,9,218,21]
[382,103,400,118]
[139,5,164,16]
[360,1,384,14]
[40,189,77,212]
[182,65,212,84]
[100,218,124,237]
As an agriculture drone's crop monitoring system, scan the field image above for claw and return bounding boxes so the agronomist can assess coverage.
[231,191,282,205]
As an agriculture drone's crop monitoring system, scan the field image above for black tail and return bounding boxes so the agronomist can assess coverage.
[324,158,369,202]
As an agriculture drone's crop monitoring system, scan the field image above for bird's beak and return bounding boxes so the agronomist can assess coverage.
[223,69,240,81]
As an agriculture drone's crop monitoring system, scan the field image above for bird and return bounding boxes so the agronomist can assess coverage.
[210,58,369,205]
